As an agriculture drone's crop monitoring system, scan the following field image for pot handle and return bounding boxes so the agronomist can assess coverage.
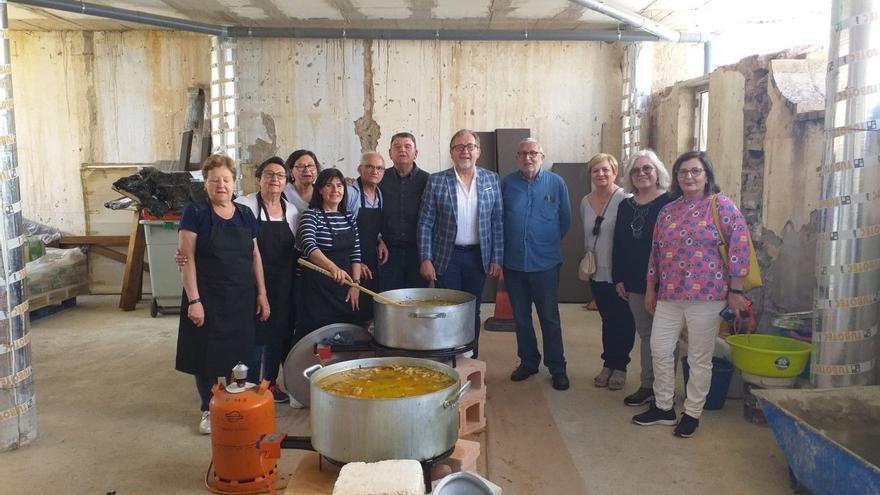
[410,312,447,319]
[303,364,323,380]
[442,381,472,409]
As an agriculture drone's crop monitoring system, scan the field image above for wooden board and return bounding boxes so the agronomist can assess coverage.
[27,282,90,312]
[282,453,339,495]
[80,164,151,294]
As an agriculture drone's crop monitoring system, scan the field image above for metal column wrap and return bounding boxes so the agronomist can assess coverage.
[0,0,37,449]
[814,0,880,387]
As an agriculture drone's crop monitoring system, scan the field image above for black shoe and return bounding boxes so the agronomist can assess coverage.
[632,403,677,426]
[673,413,699,438]
[551,373,570,391]
[624,387,655,407]
[510,365,539,382]
[268,384,289,403]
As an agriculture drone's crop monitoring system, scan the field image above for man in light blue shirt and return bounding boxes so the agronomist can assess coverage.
[501,138,571,390]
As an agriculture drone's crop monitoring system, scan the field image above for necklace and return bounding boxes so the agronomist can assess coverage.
[629,197,650,240]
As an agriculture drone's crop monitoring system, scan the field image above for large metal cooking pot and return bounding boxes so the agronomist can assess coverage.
[303,357,470,463]
[373,288,475,350]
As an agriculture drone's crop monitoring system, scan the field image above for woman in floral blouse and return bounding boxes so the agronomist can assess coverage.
[632,151,752,438]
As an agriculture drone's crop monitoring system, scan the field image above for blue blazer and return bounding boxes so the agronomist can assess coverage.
[417,167,504,275]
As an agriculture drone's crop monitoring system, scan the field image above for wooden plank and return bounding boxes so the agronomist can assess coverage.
[59,235,130,246]
[89,245,150,273]
[118,211,146,311]
[90,245,128,264]
[28,282,90,313]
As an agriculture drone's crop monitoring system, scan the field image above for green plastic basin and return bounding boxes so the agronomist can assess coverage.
[725,334,812,378]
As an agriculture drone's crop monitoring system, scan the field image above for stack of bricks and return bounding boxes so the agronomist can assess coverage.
[430,357,488,481]
[455,357,486,437]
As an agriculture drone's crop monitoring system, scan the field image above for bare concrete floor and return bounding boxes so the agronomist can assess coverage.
[4,296,792,494]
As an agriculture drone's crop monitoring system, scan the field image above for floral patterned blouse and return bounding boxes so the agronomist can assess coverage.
[647,194,751,301]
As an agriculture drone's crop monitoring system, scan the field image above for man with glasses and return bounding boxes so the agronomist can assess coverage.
[379,132,430,291]
[346,151,386,319]
[417,129,503,358]
[502,138,572,390]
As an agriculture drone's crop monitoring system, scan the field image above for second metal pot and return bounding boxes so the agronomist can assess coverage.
[372,288,476,350]
[303,357,470,463]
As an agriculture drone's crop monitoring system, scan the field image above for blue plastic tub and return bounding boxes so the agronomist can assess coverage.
[682,357,735,410]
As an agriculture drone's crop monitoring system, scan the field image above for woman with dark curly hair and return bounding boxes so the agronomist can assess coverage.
[296,168,365,335]
[632,151,752,438]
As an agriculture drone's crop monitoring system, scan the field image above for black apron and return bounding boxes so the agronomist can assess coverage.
[176,201,255,377]
[299,211,361,334]
[355,179,382,319]
[254,194,295,345]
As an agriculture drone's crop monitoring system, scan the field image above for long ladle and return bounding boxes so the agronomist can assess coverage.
[297,258,405,307]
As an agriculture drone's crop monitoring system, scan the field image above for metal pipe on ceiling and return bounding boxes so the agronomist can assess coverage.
[12,0,676,42]
[224,26,663,41]
[567,0,706,43]
[12,0,225,35]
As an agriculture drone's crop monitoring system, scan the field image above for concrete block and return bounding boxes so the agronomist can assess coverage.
[454,358,486,397]
[333,459,425,495]
[430,439,481,480]
[458,391,487,436]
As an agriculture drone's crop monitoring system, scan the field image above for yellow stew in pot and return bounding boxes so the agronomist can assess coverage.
[317,364,457,399]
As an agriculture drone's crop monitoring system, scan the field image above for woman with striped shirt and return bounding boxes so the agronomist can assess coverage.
[297,168,365,334]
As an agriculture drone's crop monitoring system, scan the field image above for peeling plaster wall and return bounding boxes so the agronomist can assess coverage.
[236,39,623,179]
[646,47,826,320]
[11,31,211,233]
[236,37,366,181]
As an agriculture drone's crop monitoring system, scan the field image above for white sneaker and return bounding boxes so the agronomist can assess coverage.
[289,396,306,409]
[199,411,211,435]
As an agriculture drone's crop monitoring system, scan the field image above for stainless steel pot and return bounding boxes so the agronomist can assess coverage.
[373,288,476,350]
[303,357,470,463]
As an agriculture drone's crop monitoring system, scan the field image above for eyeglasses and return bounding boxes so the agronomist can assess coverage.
[516,151,543,158]
[293,163,317,171]
[360,164,385,172]
[677,168,704,178]
[261,172,287,180]
[451,143,479,152]
[592,215,605,236]
[630,165,655,176]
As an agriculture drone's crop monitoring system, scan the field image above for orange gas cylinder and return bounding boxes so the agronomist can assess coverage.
[208,364,277,494]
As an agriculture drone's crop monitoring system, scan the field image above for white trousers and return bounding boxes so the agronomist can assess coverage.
[650,299,725,418]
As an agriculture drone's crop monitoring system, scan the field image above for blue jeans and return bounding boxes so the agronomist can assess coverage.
[195,375,216,412]
[504,266,566,375]
[247,344,284,385]
[590,280,636,371]
[380,245,428,291]
[436,247,486,358]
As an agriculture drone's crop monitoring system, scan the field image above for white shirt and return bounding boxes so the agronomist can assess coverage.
[235,192,299,236]
[453,168,479,246]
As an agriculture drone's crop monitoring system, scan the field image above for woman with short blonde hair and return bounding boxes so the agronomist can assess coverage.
[580,152,634,391]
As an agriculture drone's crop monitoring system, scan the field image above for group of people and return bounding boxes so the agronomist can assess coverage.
[581,150,752,438]
[174,127,754,440]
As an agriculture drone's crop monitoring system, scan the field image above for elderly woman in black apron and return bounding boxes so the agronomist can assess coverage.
[297,168,365,334]
[176,154,270,435]
[233,157,298,403]
[346,151,387,320]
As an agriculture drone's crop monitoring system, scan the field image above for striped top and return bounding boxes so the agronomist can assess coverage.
[298,208,362,263]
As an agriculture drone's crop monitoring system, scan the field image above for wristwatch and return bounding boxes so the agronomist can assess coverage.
[729,288,744,295]
[188,298,202,305]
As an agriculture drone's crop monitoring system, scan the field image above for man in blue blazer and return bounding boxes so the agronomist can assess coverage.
[417,129,503,358]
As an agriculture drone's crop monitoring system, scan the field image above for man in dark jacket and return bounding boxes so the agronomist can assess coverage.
[379,132,430,290]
